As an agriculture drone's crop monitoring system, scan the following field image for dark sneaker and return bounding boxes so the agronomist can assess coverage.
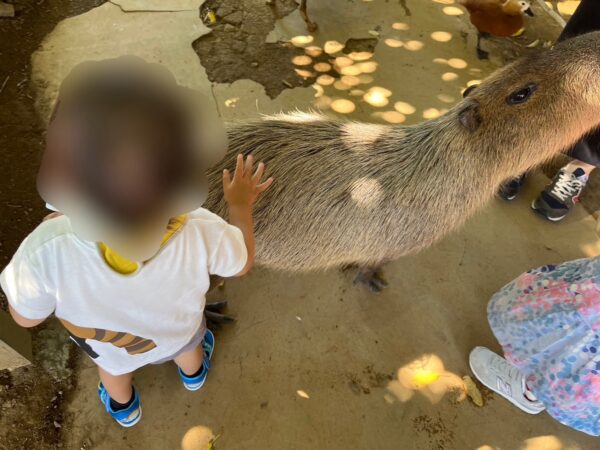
[532,168,587,222]
[498,174,527,201]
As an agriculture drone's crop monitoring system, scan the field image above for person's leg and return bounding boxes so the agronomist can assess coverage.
[175,329,215,391]
[174,344,204,376]
[563,160,595,177]
[98,367,133,403]
[97,367,141,427]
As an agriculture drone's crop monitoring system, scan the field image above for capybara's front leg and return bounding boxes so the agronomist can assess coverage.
[354,266,388,293]
[299,0,318,32]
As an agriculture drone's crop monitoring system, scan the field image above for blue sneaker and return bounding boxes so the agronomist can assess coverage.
[97,383,142,427]
[178,329,215,391]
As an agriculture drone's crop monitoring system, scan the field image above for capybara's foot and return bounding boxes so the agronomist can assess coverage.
[205,301,235,328]
[354,268,388,293]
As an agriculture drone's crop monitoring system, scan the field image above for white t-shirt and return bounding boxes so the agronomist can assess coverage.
[0,208,247,375]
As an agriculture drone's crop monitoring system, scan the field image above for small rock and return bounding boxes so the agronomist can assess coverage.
[53,420,62,429]
[251,62,259,68]
[224,23,236,32]
[216,5,235,17]
[223,11,243,25]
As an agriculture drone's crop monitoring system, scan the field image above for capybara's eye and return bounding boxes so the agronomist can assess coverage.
[506,83,538,105]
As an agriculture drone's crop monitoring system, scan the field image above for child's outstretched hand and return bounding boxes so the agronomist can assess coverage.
[223,154,273,207]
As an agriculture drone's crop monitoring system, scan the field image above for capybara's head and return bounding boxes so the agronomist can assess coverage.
[457,31,600,173]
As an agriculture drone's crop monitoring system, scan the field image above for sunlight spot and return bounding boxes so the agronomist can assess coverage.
[392,22,409,31]
[443,6,464,15]
[304,46,322,57]
[423,108,442,119]
[476,446,499,450]
[433,0,455,4]
[324,40,344,54]
[467,79,482,87]
[295,69,314,79]
[296,390,310,399]
[334,80,351,91]
[437,93,455,103]
[350,89,365,97]
[394,101,416,115]
[342,122,388,153]
[433,57,448,64]
[331,98,356,114]
[364,87,392,107]
[442,72,458,81]
[341,75,361,87]
[181,426,215,450]
[557,1,579,16]
[385,38,404,48]
[291,35,314,47]
[314,62,332,72]
[224,97,239,108]
[387,354,466,404]
[292,55,312,66]
[317,74,335,86]
[340,65,363,76]
[404,40,424,51]
[431,31,453,42]
[357,74,374,84]
[521,436,564,450]
[383,393,395,404]
[373,111,406,124]
[447,58,467,69]
[348,51,373,61]
[350,177,383,208]
[469,67,482,74]
[314,95,332,109]
[312,83,324,98]
[357,61,378,73]
[335,56,354,68]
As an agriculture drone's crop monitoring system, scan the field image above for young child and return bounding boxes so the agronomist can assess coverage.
[470,258,600,436]
[0,58,273,427]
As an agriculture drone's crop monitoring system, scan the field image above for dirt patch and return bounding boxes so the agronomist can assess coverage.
[195,0,313,98]
[0,1,103,449]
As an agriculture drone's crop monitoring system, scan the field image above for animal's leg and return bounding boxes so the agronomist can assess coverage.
[476,32,489,60]
[354,266,389,293]
[206,276,234,327]
[299,0,318,32]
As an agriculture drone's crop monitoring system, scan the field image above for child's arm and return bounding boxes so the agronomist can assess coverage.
[8,304,46,328]
[222,154,273,276]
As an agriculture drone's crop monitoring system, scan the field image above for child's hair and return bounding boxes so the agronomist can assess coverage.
[39,58,201,226]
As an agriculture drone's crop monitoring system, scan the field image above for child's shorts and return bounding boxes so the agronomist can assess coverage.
[152,317,207,365]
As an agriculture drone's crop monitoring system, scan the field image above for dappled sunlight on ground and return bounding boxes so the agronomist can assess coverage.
[520,435,569,450]
[279,0,491,123]
[386,354,465,404]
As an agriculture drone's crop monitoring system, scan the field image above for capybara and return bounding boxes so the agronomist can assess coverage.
[205,32,600,291]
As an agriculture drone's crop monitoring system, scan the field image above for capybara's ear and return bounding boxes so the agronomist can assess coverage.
[458,100,482,132]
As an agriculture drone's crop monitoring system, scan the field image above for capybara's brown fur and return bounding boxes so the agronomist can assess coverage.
[205,32,600,273]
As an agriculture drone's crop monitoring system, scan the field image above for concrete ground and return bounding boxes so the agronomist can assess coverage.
[2,0,599,448]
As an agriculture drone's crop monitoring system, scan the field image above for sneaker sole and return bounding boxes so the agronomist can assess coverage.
[118,407,142,428]
[531,200,566,222]
[183,378,207,392]
[468,356,545,415]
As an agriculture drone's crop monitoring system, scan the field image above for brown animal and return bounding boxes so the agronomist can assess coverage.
[204,32,600,292]
[461,0,535,59]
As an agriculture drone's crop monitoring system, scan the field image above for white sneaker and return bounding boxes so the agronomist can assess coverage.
[469,347,545,414]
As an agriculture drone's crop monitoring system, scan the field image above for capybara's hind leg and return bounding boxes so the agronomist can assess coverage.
[206,276,234,328]
[299,0,318,32]
[354,266,388,293]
